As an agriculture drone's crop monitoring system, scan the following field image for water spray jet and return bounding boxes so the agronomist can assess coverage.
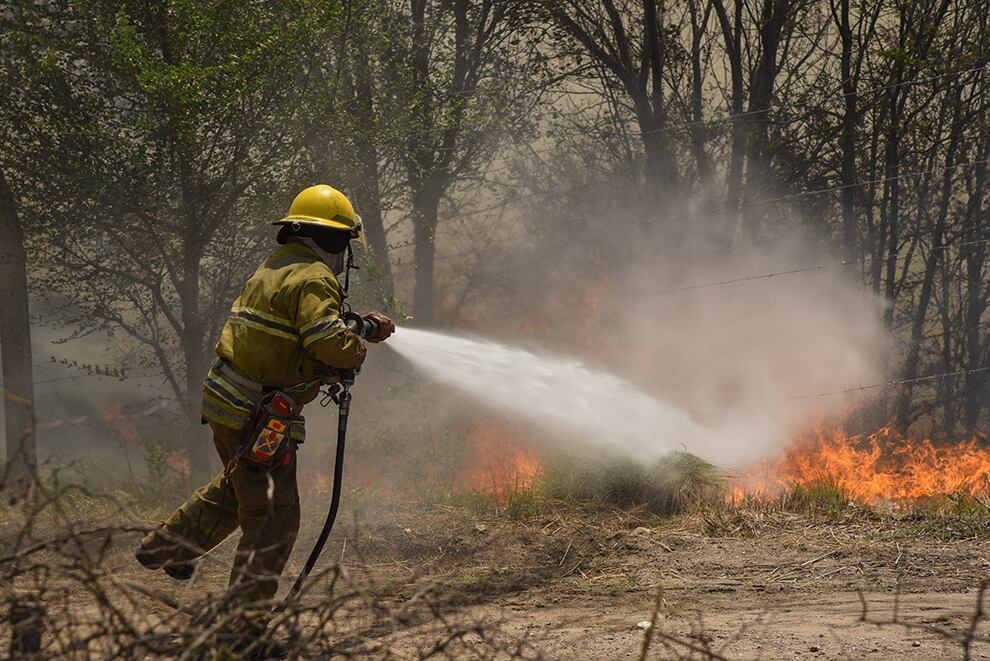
[384,327,737,465]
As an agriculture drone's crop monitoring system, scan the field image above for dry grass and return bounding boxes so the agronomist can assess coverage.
[0,458,726,660]
[5,452,990,659]
[0,463,548,660]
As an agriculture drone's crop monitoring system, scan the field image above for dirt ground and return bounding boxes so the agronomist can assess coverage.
[88,501,990,660]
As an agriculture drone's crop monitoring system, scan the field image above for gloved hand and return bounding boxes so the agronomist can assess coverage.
[363,311,395,343]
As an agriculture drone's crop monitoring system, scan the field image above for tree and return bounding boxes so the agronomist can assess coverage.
[737,0,808,238]
[9,0,990,442]
[830,0,880,264]
[380,0,546,323]
[9,0,333,448]
[542,0,682,211]
[0,1,64,481]
[0,169,35,481]
[297,0,401,308]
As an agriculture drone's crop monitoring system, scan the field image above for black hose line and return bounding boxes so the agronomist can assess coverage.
[284,386,351,604]
[283,315,369,607]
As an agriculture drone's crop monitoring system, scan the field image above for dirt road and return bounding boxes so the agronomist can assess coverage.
[314,505,990,659]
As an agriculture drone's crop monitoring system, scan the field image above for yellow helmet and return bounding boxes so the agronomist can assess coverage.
[275,184,364,243]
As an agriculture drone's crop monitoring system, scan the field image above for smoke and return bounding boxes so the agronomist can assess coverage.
[385,250,889,469]
[403,187,892,469]
[17,185,892,481]
[612,236,890,466]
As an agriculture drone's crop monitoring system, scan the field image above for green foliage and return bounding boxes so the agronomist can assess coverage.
[447,485,544,519]
[139,440,186,506]
[541,452,724,515]
[4,0,989,482]
[2,0,346,427]
[904,493,990,540]
[783,479,852,519]
[502,484,544,518]
[0,463,165,521]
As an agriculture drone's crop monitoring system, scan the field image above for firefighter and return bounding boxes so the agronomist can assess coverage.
[134,185,394,650]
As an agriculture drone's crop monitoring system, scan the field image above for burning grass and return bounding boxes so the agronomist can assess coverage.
[451,420,990,532]
[148,417,990,530]
[12,410,990,657]
[731,424,990,505]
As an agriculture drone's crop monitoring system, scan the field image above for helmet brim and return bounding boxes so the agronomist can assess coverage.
[273,214,367,247]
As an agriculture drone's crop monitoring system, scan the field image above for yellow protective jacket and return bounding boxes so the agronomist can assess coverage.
[201,241,363,438]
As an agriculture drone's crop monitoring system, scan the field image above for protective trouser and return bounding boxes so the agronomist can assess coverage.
[140,421,300,605]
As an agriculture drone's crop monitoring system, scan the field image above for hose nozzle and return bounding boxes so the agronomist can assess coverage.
[343,311,379,340]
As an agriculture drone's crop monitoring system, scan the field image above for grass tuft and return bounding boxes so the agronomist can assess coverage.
[782,478,852,519]
[541,451,724,514]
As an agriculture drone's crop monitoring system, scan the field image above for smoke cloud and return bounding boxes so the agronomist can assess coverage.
[382,194,892,469]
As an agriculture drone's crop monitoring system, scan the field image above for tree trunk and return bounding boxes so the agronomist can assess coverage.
[895,87,964,430]
[177,181,207,428]
[0,170,36,482]
[711,0,745,219]
[9,595,44,656]
[938,254,955,434]
[879,75,903,323]
[349,44,394,304]
[740,0,792,239]
[963,135,989,432]
[688,0,713,191]
[175,177,214,480]
[639,0,680,203]
[177,233,214,481]
[354,152,393,304]
[635,101,679,210]
[411,185,441,324]
[836,0,858,263]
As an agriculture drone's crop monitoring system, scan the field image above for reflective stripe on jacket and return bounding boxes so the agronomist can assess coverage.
[202,365,306,442]
[201,241,363,434]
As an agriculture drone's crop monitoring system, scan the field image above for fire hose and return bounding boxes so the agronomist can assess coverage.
[283,312,380,604]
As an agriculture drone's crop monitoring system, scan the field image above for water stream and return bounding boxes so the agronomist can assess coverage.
[385,327,730,464]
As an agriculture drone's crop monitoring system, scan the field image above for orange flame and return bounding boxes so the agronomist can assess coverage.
[462,420,542,501]
[166,450,190,482]
[102,402,142,446]
[310,472,334,496]
[733,425,990,504]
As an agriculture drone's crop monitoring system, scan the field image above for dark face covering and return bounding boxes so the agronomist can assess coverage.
[276,225,350,275]
[295,238,346,275]
[276,224,352,253]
